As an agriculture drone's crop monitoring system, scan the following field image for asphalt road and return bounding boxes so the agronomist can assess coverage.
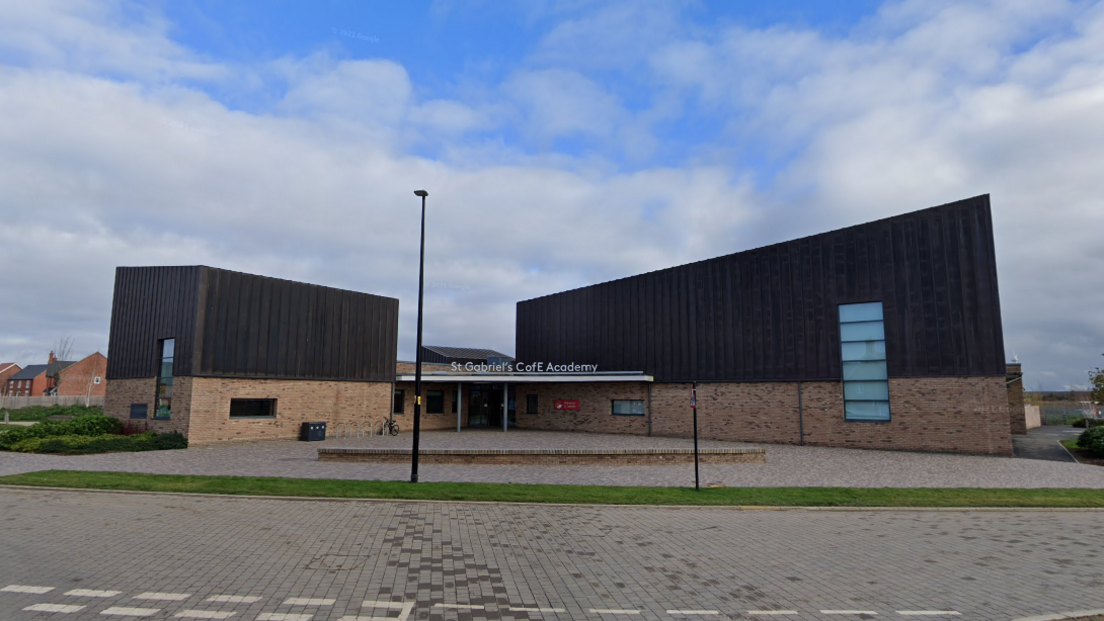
[2,488,1103,621]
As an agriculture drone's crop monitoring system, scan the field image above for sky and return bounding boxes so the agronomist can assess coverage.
[0,0,1102,391]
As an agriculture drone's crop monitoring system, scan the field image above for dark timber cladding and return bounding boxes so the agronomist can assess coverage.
[515,195,1005,382]
[106,266,398,382]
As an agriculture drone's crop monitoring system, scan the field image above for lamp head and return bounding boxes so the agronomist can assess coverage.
[414,190,428,197]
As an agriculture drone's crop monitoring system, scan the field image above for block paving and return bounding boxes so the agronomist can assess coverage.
[2,488,1104,620]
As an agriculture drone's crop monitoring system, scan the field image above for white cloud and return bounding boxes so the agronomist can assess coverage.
[0,0,1102,390]
[0,0,224,82]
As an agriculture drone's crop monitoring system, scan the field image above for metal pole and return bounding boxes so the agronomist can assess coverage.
[411,191,427,483]
[502,382,508,432]
[457,382,463,433]
[692,382,700,491]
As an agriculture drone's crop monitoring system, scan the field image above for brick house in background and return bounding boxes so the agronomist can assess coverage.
[0,363,22,395]
[7,365,50,396]
[3,351,107,398]
[56,352,108,398]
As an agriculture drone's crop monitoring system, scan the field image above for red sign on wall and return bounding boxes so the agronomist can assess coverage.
[554,399,580,411]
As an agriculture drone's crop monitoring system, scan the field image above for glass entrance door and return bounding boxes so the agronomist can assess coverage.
[467,386,490,426]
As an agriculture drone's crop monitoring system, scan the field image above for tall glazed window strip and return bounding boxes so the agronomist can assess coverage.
[155,338,175,419]
[839,302,890,421]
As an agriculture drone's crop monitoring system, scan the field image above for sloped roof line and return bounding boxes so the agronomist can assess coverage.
[422,345,513,360]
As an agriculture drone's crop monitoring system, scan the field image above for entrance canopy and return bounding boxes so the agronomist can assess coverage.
[392,371,653,433]
[394,371,652,383]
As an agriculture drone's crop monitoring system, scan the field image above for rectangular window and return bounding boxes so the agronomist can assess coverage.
[129,404,148,419]
[427,390,444,414]
[393,389,405,414]
[229,399,277,418]
[612,399,646,416]
[839,302,890,421]
[154,338,174,419]
[452,389,459,414]
[526,394,538,414]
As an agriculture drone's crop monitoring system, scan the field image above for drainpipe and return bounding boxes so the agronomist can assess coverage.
[797,381,805,446]
[647,383,653,437]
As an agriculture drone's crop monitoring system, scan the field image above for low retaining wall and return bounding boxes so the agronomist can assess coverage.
[317,447,766,465]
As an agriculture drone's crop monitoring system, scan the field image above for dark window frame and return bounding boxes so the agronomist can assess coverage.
[393,389,405,414]
[839,301,891,423]
[611,399,646,416]
[426,389,445,414]
[526,394,539,414]
[229,398,277,419]
[154,338,175,420]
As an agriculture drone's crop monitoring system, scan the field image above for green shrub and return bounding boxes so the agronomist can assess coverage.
[9,431,187,455]
[0,405,103,422]
[1077,426,1104,456]
[0,415,122,450]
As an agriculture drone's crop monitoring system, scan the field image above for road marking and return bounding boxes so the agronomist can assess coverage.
[24,603,86,613]
[257,615,313,621]
[356,601,414,621]
[100,607,161,617]
[133,592,192,601]
[510,606,568,612]
[66,589,124,598]
[434,603,486,610]
[589,609,640,614]
[205,595,263,604]
[747,612,799,616]
[282,598,335,606]
[3,585,56,594]
[821,612,878,616]
[173,612,237,619]
[666,611,721,615]
[897,612,961,617]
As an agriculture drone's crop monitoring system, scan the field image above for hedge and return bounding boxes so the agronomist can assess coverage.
[0,404,104,422]
[0,414,123,450]
[8,431,188,455]
[1077,426,1104,456]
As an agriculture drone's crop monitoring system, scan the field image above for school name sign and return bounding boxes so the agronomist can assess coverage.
[449,361,599,373]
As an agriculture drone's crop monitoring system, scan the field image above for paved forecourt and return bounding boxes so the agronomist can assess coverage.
[2,488,1104,621]
[3,429,1104,488]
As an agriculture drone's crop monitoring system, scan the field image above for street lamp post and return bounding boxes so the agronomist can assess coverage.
[410,189,429,484]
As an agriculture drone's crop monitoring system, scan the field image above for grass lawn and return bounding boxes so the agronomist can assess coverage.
[0,423,27,432]
[1,470,1104,507]
[1062,439,1104,467]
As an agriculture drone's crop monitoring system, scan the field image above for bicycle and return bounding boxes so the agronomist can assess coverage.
[382,418,400,436]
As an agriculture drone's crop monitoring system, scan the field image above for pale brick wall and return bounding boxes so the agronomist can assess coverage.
[395,362,453,374]
[645,376,1012,456]
[392,382,467,431]
[107,376,392,444]
[799,377,1012,455]
[103,376,191,436]
[186,378,391,445]
[513,382,650,435]
[651,382,801,444]
[404,376,1011,455]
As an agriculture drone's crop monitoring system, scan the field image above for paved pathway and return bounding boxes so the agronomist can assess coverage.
[3,429,1104,488]
[1012,426,1080,463]
[2,488,1103,621]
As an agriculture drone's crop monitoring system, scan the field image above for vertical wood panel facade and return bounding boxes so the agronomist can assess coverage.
[107,266,398,382]
[516,195,1006,382]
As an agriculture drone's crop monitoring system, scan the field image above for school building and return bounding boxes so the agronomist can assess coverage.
[105,194,1023,455]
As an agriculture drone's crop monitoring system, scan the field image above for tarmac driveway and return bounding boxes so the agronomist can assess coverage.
[1012,425,1080,462]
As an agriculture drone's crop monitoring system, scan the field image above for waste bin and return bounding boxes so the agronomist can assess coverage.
[299,421,326,441]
